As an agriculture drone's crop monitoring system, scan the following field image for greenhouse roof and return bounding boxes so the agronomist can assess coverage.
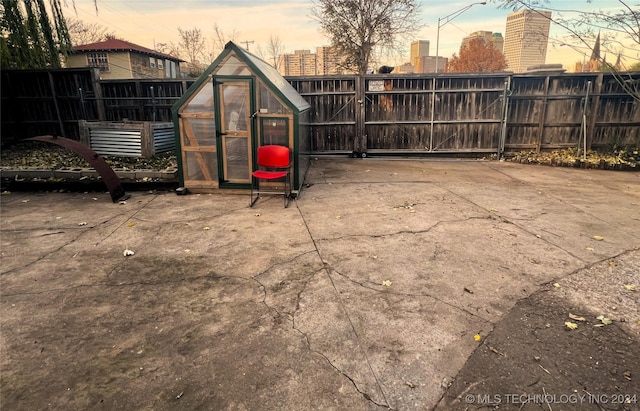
[224,42,310,113]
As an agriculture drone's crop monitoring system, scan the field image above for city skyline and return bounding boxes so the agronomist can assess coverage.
[64,0,638,72]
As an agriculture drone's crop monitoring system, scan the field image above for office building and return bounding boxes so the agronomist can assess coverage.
[461,31,504,53]
[415,56,447,73]
[410,40,430,69]
[504,10,552,72]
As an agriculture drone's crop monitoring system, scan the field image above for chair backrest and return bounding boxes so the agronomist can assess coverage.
[257,145,290,168]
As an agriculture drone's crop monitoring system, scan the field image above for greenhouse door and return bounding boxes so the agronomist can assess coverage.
[215,78,254,187]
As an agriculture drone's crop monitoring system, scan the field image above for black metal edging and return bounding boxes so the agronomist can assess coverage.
[26,135,127,202]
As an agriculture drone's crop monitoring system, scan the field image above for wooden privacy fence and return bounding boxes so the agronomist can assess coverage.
[289,72,640,154]
[2,68,639,154]
[1,68,193,144]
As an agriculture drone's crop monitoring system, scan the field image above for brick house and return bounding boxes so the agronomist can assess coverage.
[67,39,183,79]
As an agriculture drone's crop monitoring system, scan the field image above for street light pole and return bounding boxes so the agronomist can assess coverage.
[430,1,486,152]
[435,1,486,73]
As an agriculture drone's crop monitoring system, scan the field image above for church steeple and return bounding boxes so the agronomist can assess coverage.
[590,32,601,62]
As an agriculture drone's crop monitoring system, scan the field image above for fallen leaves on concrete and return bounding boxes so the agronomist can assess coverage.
[565,321,578,330]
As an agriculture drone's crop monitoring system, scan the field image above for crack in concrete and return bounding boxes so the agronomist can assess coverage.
[488,164,640,241]
[248,249,393,408]
[312,216,500,243]
[250,250,319,282]
[328,267,495,325]
[432,183,590,264]
[93,195,161,247]
[295,202,394,409]
[0,229,87,277]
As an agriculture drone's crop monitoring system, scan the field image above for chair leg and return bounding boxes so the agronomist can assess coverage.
[284,174,290,208]
[250,178,259,207]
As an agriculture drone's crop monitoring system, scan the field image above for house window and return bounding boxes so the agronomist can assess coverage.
[87,53,109,71]
[149,57,156,68]
[158,59,164,70]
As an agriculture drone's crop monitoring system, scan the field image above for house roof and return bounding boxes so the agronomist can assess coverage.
[73,39,184,62]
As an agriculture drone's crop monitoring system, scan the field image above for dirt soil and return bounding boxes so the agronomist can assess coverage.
[1,158,639,411]
[439,252,640,411]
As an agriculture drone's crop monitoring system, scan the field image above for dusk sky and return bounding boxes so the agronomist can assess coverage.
[64,0,639,71]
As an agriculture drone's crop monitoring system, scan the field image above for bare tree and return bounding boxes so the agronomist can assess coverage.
[155,41,180,58]
[66,17,115,45]
[264,34,285,70]
[207,23,240,62]
[177,27,206,77]
[311,0,422,75]
[495,0,640,100]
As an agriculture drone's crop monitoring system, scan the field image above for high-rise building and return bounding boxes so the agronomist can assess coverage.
[316,46,343,75]
[278,47,344,76]
[415,56,447,73]
[503,10,552,72]
[279,50,318,76]
[410,40,430,68]
[461,31,504,53]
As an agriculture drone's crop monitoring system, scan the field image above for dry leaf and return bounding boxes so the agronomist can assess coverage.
[128,222,135,227]
[569,313,586,322]
[474,334,482,342]
[565,321,578,330]
[596,315,612,325]
[123,249,135,257]
[203,226,210,230]
[593,235,604,241]
[382,280,392,287]
[624,284,636,291]
[553,283,561,288]
[78,222,87,226]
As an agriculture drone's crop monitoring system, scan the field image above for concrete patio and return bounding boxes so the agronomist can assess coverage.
[1,158,638,410]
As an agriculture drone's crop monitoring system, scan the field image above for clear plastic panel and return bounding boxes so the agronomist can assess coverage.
[261,118,288,146]
[224,137,249,180]
[258,82,290,115]
[217,55,251,76]
[185,151,218,182]
[182,118,216,146]
[182,79,214,113]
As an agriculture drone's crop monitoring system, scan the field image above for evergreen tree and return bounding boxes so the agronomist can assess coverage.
[1,0,72,69]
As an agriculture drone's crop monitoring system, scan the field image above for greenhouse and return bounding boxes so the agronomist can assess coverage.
[172,41,311,194]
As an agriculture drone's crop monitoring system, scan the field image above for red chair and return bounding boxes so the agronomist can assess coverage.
[250,145,291,208]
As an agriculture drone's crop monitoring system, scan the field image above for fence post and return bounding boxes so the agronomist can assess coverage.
[498,79,510,159]
[79,87,87,120]
[92,68,106,121]
[429,75,436,152]
[134,80,143,120]
[47,71,66,138]
[535,75,550,154]
[578,80,592,159]
[587,73,603,151]
[150,86,157,122]
[355,75,366,154]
